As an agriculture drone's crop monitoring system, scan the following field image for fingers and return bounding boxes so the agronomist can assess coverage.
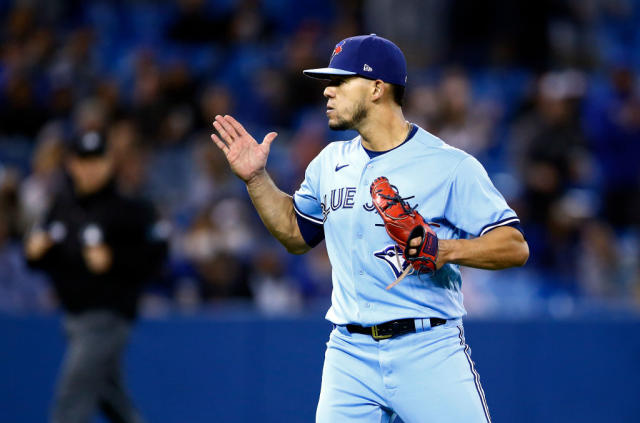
[225,115,249,138]
[210,134,229,154]
[407,236,421,256]
[212,116,235,144]
[262,132,278,149]
[409,237,421,247]
[212,114,276,154]
[216,114,247,139]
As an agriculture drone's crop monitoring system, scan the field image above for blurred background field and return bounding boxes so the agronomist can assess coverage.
[0,0,639,422]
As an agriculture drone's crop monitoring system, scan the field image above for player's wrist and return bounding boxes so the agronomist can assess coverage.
[245,169,269,187]
[437,239,459,265]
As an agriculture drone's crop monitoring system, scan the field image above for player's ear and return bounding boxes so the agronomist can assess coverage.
[371,79,385,101]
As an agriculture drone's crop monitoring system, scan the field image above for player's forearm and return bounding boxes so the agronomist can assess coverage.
[438,226,529,270]
[246,171,311,254]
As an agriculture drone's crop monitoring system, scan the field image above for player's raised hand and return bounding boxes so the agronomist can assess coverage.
[211,115,278,183]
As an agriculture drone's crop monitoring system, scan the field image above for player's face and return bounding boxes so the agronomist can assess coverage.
[323,76,371,131]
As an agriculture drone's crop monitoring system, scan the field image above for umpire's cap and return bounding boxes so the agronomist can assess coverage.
[303,34,407,87]
[69,131,107,158]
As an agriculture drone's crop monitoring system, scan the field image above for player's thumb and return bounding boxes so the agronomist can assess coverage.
[262,132,278,150]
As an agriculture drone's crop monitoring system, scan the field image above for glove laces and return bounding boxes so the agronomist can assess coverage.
[378,191,417,217]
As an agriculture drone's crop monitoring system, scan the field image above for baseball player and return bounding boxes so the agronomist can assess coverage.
[211,34,529,423]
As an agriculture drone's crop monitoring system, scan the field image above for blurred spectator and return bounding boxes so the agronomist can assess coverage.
[163,59,198,108]
[510,70,593,284]
[197,83,235,130]
[200,250,252,300]
[181,209,252,301]
[95,77,127,122]
[576,220,631,298]
[404,84,440,133]
[583,65,640,226]
[0,206,55,314]
[292,242,333,299]
[227,0,276,45]
[49,27,99,100]
[270,23,327,126]
[107,119,149,196]
[446,0,551,69]
[0,72,47,137]
[288,115,328,190]
[24,131,168,423]
[185,135,245,212]
[0,161,21,241]
[130,51,169,144]
[433,68,500,158]
[511,70,590,224]
[250,247,303,314]
[18,123,66,230]
[0,122,58,316]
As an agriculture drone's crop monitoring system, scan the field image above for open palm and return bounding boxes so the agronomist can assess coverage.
[210,115,278,183]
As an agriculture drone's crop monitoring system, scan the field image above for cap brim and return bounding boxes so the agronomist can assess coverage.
[303,67,357,80]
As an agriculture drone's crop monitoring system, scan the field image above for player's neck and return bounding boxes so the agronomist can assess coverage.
[358,108,410,152]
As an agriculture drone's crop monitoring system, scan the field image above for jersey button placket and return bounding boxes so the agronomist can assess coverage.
[349,162,363,320]
[354,160,373,320]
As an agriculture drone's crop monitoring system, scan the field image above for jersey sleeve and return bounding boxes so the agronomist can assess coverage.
[292,155,325,247]
[444,156,522,237]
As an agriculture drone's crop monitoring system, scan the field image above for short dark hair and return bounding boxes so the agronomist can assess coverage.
[390,83,405,107]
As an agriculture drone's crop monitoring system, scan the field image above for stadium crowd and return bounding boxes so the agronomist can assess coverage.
[0,0,639,317]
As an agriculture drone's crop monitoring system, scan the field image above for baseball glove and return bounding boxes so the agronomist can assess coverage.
[370,176,438,288]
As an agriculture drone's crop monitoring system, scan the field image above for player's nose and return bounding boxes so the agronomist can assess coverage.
[323,85,335,98]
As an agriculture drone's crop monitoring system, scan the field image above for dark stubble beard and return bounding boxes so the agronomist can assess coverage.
[328,99,368,131]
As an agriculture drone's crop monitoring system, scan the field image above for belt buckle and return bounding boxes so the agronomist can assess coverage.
[371,325,392,341]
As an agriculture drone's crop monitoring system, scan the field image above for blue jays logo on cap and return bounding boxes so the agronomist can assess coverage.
[331,40,346,60]
[303,34,408,87]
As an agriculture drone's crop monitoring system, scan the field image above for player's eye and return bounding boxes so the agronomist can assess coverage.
[327,76,351,87]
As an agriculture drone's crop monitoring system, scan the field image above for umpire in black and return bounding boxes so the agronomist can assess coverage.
[25,130,168,423]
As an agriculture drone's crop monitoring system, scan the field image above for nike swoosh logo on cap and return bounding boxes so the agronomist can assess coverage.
[335,164,349,172]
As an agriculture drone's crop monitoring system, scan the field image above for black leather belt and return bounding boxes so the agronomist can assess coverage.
[346,318,447,341]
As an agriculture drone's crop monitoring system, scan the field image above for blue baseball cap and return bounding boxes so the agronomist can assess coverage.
[303,34,407,87]
[70,131,107,157]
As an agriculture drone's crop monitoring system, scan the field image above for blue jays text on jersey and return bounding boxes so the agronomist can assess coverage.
[293,124,521,326]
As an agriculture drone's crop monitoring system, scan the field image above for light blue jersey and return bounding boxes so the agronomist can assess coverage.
[293,124,520,325]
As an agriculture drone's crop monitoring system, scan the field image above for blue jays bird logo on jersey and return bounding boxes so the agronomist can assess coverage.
[374,245,410,278]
